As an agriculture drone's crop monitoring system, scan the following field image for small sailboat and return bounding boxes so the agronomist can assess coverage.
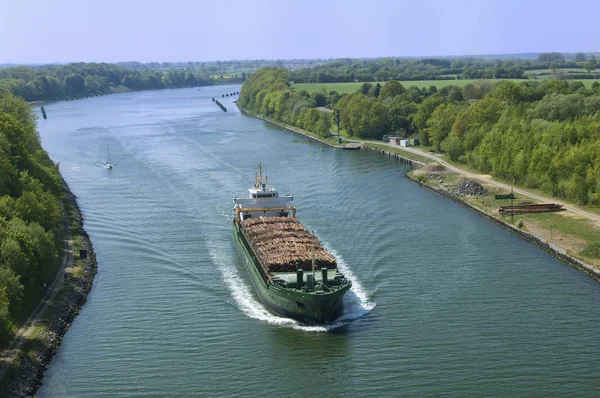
[104,145,113,169]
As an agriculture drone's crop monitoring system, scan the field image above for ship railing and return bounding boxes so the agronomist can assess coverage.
[234,206,296,223]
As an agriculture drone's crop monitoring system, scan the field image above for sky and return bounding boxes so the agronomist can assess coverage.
[1,0,599,64]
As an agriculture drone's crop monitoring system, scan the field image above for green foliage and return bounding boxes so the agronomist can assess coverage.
[427,103,464,151]
[242,66,600,208]
[584,58,597,73]
[379,80,406,100]
[0,94,62,340]
[290,56,536,83]
[0,63,214,101]
[441,135,463,161]
[414,96,444,145]
[581,242,600,258]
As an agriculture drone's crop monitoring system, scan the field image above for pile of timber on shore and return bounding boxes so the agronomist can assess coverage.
[499,203,564,215]
[242,217,337,272]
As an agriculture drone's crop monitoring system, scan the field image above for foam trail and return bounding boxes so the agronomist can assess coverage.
[324,244,376,326]
[209,236,375,332]
[208,243,328,332]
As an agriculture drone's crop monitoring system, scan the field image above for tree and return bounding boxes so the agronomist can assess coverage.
[414,96,444,145]
[315,112,332,137]
[575,52,586,62]
[311,92,327,107]
[537,52,564,63]
[584,58,597,73]
[372,83,381,98]
[379,80,406,100]
[427,103,463,152]
[358,83,373,96]
[441,135,463,160]
[64,73,85,95]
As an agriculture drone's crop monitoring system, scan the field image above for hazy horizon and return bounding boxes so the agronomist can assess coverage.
[1,0,599,64]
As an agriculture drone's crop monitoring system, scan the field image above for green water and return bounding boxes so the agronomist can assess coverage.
[36,86,600,397]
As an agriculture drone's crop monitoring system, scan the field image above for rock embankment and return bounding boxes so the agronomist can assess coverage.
[5,187,97,398]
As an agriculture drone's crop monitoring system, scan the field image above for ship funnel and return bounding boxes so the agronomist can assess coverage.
[296,269,303,288]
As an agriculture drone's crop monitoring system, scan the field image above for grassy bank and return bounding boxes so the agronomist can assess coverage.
[409,166,600,272]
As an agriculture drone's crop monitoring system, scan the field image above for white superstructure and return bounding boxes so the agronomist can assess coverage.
[233,164,294,222]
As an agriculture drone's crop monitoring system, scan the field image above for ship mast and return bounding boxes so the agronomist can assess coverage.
[311,246,316,281]
[256,162,266,190]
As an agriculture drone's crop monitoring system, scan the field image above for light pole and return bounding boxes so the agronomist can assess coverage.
[334,109,341,141]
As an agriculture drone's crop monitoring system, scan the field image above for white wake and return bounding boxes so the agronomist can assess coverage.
[210,237,375,332]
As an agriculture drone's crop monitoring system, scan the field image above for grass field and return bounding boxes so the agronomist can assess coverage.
[525,68,588,75]
[293,77,600,94]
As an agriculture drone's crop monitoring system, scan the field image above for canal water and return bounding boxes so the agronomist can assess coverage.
[37,86,600,397]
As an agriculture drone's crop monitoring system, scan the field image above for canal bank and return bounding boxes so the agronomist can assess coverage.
[405,172,600,282]
[0,183,97,398]
[238,104,600,283]
[238,106,357,149]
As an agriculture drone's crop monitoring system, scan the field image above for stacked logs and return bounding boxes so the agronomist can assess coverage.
[242,217,337,272]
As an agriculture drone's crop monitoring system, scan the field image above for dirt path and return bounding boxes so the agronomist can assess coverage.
[365,141,600,225]
[0,210,74,381]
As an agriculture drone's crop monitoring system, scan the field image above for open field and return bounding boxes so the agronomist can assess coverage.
[293,78,600,94]
[525,68,587,74]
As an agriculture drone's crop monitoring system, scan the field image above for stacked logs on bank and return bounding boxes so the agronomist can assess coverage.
[242,217,337,272]
[499,203,564,215]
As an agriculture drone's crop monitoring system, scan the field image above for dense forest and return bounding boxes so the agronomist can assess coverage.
[291,53,599,83]
[240,68,600,206]
[0,94,64,341]
[0,63,214,102]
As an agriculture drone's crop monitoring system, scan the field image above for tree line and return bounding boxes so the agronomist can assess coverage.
[0,94,66,341]
[240,67,600,207]
[0,63,214,102]
[290,55,598,83]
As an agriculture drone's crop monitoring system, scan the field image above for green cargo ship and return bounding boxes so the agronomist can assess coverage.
[233,165,351,324]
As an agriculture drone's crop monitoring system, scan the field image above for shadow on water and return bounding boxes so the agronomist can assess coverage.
[268,324,351,359]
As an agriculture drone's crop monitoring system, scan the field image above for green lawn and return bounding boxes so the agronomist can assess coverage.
[293,77,600,94]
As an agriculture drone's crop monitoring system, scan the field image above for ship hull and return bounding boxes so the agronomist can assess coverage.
[233,224,349,325]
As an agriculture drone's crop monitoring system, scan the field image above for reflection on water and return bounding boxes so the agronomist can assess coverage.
[36,86,600,398]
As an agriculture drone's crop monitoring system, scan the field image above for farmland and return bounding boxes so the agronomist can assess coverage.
[292,77,600,94]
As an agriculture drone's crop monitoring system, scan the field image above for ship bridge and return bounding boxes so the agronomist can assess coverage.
[233,164,294,222]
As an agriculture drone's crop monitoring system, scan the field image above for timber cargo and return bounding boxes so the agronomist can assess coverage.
[232,164,351,324]
[242,217,336,272]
